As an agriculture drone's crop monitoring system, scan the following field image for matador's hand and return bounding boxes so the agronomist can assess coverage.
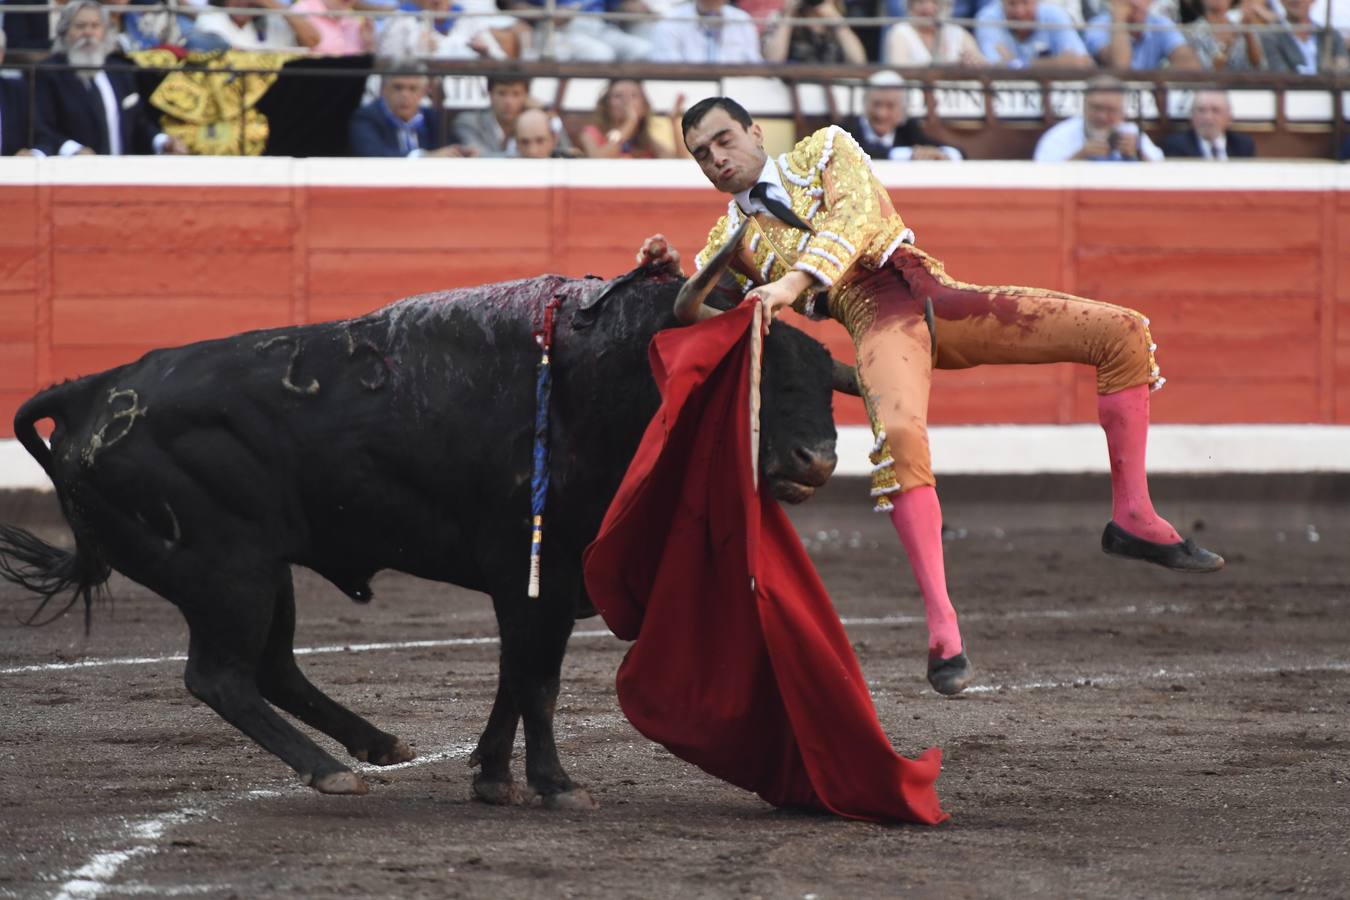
[637,233,683,276]
[747,271,814,335]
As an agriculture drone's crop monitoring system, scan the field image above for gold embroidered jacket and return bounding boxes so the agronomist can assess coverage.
[693,125,914,321]
[694,125,918,509]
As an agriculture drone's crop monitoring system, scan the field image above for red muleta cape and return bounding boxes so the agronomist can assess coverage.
[582,301,947,825]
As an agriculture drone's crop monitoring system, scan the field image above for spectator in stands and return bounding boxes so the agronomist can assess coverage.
[613,0,685,42]
[33,1,189,156]
[377,0,528,60]
[1161,89,1254,157]
[1033,76,1164,160]
[505,0,650,61]
[1185,0,1271,69]
[452,73,530,156]
[106,0,185,51]
[762,0,867,63]
[350,68,478,156]
[883,0,986,66]
[841,71,963,160]
[192,0,299,50]
[974,0,1094,67]
[0,28,35,155]
[1,0,57,51]
[1085,0,1201,69]
[649,0,763,62]
[1264,0,1350,72]
[579,78,683,158]
[289,0,376,54]
[515,107,578,157]
[736,0,786,35]
[1310,0,1350,43]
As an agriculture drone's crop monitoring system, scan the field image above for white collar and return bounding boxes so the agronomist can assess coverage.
[733,155,789,217]
[857,115,895,149]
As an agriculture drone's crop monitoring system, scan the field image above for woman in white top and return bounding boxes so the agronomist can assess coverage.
[882,0,985,66]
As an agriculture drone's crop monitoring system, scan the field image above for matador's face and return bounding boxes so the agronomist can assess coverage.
[684,107,768,197]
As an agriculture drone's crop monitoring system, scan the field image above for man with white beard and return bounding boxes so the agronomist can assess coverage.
[33,0,187,156]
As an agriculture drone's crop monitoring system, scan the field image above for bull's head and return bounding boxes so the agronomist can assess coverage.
[673,220,861,503]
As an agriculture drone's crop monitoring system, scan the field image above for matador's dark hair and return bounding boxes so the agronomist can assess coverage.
[681,97,754,141]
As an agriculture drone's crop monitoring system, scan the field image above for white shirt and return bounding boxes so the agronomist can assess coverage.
[1312,0,1350,39]
[1033,117,1164,163]
[649,2,763,63]
[192,10,298,49]
[1199,134,1227,160]
[1294,33,1319,74]
[59,72,123,156]
[733,156,794,222]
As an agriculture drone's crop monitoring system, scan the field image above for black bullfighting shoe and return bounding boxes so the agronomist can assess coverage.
[927,651,973,696]
[1100,521,1225,573]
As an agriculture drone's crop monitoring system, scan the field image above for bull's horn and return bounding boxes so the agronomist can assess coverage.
[832,359,861,396]
[673,218,751,325]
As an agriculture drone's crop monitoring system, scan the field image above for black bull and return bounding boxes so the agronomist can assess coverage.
[0,268,853,806]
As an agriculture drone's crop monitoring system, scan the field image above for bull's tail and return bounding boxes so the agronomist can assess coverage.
[3,382,113,629]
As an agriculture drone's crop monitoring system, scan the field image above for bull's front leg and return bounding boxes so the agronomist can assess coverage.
[468,666,523,805]
[490,579,597,810]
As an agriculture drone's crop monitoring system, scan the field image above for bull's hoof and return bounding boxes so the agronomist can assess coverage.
[367,738,416,766]
[541,788,599,811]
[472,774,526,806]
[309,770,369,795]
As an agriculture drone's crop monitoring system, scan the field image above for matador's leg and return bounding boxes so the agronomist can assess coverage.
[849,268,971,696]
[894,245,1223,573]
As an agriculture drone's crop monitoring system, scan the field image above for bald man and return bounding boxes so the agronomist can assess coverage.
[1161,91,1256,160]
[514,108,559,159]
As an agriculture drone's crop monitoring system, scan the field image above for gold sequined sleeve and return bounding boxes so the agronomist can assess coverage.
[792,127,888,287]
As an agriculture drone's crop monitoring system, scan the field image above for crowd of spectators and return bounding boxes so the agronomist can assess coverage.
[2,0,1349,158]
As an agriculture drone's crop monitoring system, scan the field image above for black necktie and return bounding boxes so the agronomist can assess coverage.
[749,182,814,233]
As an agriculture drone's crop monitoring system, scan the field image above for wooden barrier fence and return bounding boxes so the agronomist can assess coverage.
[1,157,1347,437]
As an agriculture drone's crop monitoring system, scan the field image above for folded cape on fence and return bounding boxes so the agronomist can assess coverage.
[582,301,947,826]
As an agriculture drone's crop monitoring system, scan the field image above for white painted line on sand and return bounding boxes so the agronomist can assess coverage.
[959,659,1350,695]
[45,740,476,899]
[35,653,1350,898]
[0,605,1187,676]
[51,811,202,900]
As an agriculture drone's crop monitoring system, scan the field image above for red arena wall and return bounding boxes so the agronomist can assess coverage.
[2,159,1348,437]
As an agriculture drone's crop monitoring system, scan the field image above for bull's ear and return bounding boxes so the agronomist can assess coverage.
[673,218,750,325]
[832,359,861,396]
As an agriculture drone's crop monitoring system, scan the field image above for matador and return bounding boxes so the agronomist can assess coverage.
[638,97,1223,696]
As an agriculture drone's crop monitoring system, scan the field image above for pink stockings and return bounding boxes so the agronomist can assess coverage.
[889,384,1177,660]
[1097,385,1180,545]
[888,486,962,659]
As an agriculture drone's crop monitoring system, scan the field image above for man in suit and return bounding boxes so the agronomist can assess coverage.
[451,74,530,158]
[349,69,477,158]
[33,0,187,157]
[1162,91,1256,160]
[0,27,34,155]
[838,71,962,162]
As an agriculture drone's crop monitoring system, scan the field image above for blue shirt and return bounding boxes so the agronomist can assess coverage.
[379,99,426,156]
[1084,12,1186,69]
[975,3,1088,66]
[522,0,611,11]
[398,0,458,35]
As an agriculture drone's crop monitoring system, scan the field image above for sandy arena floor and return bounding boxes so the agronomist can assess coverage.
[1,478,1347,900]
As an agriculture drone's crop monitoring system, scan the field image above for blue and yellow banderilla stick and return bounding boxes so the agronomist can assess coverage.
[528,296,562,599]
